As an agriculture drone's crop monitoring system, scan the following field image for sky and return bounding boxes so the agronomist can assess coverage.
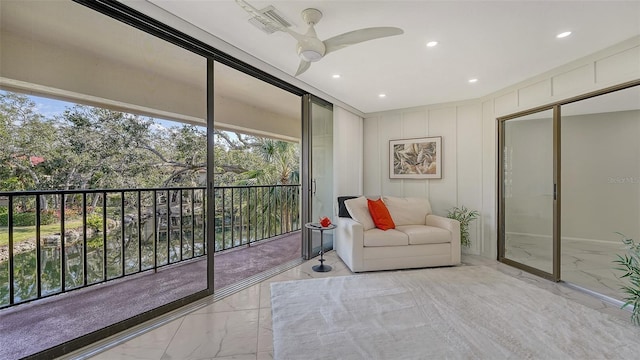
[26,94,193,130]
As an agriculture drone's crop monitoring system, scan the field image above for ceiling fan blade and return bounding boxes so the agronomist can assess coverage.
[295,60,311,76]
[324,27,403,55]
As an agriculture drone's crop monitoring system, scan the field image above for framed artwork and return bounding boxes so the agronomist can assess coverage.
[389,136,442,179]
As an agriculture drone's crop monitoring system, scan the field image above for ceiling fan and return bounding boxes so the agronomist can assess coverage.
[235,0,404,76]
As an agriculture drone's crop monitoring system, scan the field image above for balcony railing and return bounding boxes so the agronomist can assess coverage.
[0,184,300,309]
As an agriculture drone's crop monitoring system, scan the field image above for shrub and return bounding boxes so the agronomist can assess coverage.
[447,206,480,248]
[86,213,103,232]
[0,210,56,227]
[0,206,7,226]
[613,233,640,326]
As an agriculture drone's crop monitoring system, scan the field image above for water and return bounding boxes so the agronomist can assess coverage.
[0,228,206,306]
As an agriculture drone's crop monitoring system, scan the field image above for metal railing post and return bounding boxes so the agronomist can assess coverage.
[0,184,298,309]
[8,196,14,305]
[36,194,42,299]
[61,194,66,292]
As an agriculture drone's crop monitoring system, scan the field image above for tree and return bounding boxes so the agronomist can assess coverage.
[0,92,57,191]
[1,91,302,192]
[248,138,299,185]
[151,125,207,187]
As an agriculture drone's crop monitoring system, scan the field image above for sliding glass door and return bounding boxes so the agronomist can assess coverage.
[302,95,334,260]
[0,1,210,358]
[500,108,558,279]
[499,82,640,295]
[560,86,640,299]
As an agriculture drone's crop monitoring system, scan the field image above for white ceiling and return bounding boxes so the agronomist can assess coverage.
[146,0,640,114]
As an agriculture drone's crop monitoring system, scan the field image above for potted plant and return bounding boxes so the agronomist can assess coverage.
[446,206,479,248]
[613,233,640,325]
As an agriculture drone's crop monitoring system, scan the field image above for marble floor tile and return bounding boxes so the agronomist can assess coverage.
[91,318,183,360]
[256,351,274,360]
[162,310,259,360]
[258,282,272,310]
[256,308,273,353]
[210,355,257,360]
[83,250,634,360]
[505,234,630,299]
[194,285,261,314]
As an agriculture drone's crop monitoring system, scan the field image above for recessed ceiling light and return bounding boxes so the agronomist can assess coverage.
[332,74,341,79]
[426,41,438,47]
[556,31,572,38]
[378,93,387,98]
[468,78,478,83]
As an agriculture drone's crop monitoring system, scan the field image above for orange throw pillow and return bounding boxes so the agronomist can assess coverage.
[367,198,395,230]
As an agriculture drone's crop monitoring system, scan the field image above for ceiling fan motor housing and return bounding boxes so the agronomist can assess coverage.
[235,2,403,75]
[297,37,326,62]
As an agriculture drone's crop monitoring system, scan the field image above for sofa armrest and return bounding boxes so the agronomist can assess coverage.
[426,214,461,265]
[335,217,365,272]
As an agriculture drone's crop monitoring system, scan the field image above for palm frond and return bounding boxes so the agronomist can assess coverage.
[613,233,640,326]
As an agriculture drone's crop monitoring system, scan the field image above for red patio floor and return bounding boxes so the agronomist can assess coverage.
[0,231,302,360]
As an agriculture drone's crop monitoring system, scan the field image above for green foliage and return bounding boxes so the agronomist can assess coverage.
[1,91,300,193]
[0,210,56,227]
[86,213,103,232]
[446,206,480,247]
[0,206,6,226]
[613,233,640,326]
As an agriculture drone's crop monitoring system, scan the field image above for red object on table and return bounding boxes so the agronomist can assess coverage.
[319,216,332,227]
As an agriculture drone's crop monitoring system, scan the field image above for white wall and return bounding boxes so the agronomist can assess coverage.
[1,29,300,140]
[363,36,640,258]
[504,109,640,244]
[0,29,207,124]
[214,95,300,141]
[364,102,484,254]
[333,106,363,202]
[561,110,640,242]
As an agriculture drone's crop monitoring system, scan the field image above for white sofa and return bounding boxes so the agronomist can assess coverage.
[335,196,461,272]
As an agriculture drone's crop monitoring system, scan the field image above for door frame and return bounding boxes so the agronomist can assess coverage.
[301,94,333,260]
[497,80,640,282]
[497,105,561,282]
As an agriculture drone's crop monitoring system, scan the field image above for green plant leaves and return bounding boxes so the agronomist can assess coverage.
[446,206,479,248]
[613,233,640,326]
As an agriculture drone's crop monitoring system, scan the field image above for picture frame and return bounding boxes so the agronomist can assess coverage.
[389,136,442,179]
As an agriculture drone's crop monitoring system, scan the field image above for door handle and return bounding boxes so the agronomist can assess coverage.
[312,179,317,196]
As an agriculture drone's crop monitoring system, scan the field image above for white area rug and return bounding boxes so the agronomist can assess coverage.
[271,266,640,359]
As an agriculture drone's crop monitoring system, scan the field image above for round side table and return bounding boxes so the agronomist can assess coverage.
[305,222,337,272]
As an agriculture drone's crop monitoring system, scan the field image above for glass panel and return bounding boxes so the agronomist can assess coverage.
[106,192,123,279]
[503,109,554,273]
[212,61,301,290]
[11,195,38,303]
[311,101,334,255]
[87,197,105,285]
[140,190,156,270]
[64,193,85,290]
[561,86,640,300]
[41,194,62,296]
[123,191,140,276]
[0,1,208,357]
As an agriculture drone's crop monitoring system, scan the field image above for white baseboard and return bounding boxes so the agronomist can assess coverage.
[505,232,619,245]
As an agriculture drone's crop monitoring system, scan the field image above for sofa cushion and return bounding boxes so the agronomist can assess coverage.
[337,196,358,218]
[367,198,395,230]
[382,196,432,226]
[344,196,376,231]
[363,229,408,247]
[396,225,451,245]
